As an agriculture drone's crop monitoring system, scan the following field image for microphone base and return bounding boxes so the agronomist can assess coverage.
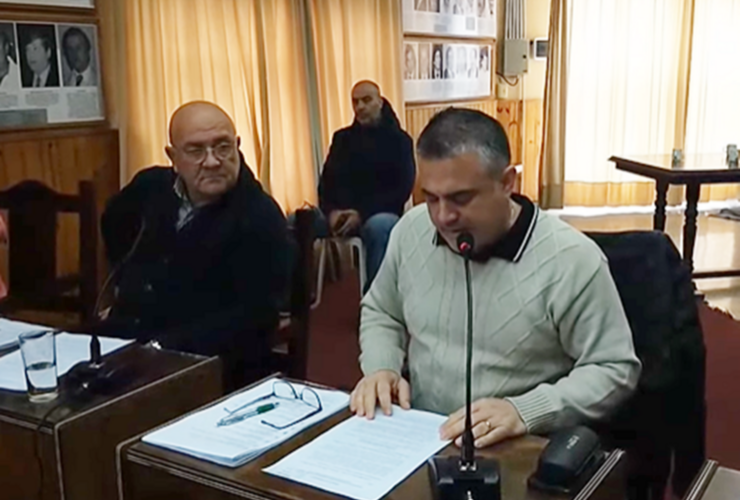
[428,455,501,500]
[64,360,117,397]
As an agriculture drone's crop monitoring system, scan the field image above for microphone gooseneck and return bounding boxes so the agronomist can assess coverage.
[428,232,501,500]
[457,232,475,467]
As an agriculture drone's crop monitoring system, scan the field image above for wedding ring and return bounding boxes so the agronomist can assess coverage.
[484,420,491,431]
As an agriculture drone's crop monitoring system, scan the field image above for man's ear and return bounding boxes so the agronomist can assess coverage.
[500,165,517,194]
[165,146,176,171]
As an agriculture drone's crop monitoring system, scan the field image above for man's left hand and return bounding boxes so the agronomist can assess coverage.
[439,398,527,448]
[335,210,361,236]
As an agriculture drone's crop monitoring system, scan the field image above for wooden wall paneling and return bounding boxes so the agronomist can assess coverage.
[523,99,543,201]
[0,128,119,296]
[493,100,522,165]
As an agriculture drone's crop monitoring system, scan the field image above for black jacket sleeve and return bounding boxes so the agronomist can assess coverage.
[362,132,416,219]
[318,131,347,215]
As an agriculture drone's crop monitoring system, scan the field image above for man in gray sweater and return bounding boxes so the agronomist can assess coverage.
[351,108,641,449]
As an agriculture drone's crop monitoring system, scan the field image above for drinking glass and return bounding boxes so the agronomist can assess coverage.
[19,329,58,403]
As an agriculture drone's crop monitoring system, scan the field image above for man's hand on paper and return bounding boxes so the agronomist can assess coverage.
[350,370,411,419]
[439,398,526,448]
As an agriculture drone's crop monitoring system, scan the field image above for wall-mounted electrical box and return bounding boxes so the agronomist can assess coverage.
[500,39,528,76]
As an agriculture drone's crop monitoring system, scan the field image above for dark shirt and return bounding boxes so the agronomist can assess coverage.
[318,99,416,221]
[99,156,291,388]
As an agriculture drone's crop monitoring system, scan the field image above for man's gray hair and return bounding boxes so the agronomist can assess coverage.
[416,108,511,178]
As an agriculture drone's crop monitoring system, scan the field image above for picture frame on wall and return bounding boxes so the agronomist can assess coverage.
[404,41,492,103]
[403,0,496,38]
[0,0,94,9]
[0,20,104,130]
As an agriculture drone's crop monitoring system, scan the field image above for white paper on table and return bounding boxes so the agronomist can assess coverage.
[0,332,133,391]
[0,318,51,350]
[263,407,450,500]
[142,378,350,467]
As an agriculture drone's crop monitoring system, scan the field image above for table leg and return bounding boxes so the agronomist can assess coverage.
[683,183,701,273]
[653,180,668,231]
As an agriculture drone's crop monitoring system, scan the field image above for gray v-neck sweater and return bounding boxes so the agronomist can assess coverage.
[360,203,641,433]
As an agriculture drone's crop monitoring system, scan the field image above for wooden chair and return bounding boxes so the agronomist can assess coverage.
[0,180,98,322]
[272,208,316,379]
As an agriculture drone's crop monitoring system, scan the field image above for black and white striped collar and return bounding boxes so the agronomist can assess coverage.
[433,193,538,263]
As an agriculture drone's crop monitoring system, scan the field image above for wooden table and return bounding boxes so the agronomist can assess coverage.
[119,389,627,500]
[0,342,222,500]
[683,461,740,500]
[611,154,740,278]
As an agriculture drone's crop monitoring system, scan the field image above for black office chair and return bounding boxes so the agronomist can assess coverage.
[586,230,706,500]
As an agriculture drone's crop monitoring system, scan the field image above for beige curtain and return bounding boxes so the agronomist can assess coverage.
[308,0,404,158]
[121,0,316,212]
[683,0,740,202]
[538,0,567,209]
[562,0,688,207]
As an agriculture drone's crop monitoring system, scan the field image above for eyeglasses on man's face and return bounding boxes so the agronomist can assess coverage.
[177,141,236,164]
[223,380,323,430]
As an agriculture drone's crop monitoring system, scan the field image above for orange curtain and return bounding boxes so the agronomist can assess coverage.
[120,0,316,212]
[308,0,404,158]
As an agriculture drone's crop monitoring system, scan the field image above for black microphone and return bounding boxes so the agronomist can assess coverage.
[65,218,147,396]
[456,233,476,467]
[428,232,501,500]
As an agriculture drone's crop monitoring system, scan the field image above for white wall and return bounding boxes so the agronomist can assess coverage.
[523,0,550,100]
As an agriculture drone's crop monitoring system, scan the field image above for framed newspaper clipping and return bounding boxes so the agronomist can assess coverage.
[403,0,496,39]
[0,20,103,129]
[0,0,94,9]
[404,40,492,103]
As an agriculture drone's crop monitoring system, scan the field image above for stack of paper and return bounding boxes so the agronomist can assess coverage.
[142,378,350,467]
[264,407,450,500]
[0,332,134,391]
[0,318,51,350]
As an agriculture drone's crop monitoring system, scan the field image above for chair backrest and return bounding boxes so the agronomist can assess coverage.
[283,208,316,379]
[586,230,706,499]
[0,180,98,319]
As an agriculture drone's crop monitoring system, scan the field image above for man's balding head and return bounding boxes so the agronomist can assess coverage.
[165,101,241,206]
[351,80,383,126]
[168,101,236,146]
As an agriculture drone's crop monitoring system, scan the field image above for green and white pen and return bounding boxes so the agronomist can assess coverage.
[217,402,280,427]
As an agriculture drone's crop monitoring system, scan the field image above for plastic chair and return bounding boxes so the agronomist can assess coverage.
[313,236,366,309]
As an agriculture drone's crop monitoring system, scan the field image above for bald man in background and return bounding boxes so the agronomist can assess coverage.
[99,101,291,391]
[317,81,415,291]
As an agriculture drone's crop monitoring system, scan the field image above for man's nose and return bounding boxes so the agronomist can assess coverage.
[437,201,460,226]
[202,148,221,168]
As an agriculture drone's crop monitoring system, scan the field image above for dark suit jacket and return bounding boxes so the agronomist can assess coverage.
[99,158,291,390]
[22,62,59,88]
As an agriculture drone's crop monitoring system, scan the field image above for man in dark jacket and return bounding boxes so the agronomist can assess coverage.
[99,101,291,391]
[317,81,416,290]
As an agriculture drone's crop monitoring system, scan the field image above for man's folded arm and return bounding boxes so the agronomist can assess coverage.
[359,225,408,376]
[155,204,291,355]
[506,259,642,434]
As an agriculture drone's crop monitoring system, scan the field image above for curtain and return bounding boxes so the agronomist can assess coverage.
[308,0,404,158]
[683,0,740,202]
[122,0,316,212]
[538,0,567,208]
[562,0,688,207]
